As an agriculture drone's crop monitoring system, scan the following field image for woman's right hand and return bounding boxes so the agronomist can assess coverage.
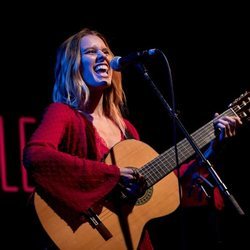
[120,167,135,179]
[119,167,146,199]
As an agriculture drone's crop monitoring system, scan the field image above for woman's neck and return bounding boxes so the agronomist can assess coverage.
[87,89,104,110]
[81,92,106,120]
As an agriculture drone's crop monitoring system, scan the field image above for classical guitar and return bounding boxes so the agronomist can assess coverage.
[34,91,249,250]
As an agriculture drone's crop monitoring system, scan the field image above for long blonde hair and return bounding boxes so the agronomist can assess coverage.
[52,28,127,134]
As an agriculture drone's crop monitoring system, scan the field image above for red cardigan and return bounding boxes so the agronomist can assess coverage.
[23,102,223,233]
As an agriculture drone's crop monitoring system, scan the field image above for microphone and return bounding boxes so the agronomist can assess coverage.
[110,48,159,71]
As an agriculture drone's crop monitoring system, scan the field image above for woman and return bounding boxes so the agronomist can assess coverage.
[23,28,242,250]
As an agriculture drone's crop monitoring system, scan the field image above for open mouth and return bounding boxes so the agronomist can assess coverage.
[94,64,109,77]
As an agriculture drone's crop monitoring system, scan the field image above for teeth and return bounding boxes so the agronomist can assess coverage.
[95,65,108,72]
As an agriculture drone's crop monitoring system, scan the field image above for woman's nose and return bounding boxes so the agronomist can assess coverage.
[97,50,107,60]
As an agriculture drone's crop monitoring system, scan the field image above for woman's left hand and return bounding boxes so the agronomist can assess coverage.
[213,113,242,141]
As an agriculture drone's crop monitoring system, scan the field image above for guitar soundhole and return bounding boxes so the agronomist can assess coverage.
[135,187,153,206]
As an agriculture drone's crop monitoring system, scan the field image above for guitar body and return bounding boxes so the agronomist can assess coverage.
[35,139,180,250]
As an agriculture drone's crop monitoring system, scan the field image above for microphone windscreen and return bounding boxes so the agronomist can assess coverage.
[110,56,121,71]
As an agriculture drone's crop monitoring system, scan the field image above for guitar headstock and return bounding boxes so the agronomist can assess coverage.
[228,91,250,123]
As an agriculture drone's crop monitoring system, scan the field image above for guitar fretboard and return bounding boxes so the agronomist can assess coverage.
[139,108,237,187]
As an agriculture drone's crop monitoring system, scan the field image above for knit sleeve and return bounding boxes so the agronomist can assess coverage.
[23,103,120,230]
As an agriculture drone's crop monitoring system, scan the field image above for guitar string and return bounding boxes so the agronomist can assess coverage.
[100,209,113,220]
[149,103,246,185]
[140,121,215,186]
[140,108,238,186]
[145,123,217,184]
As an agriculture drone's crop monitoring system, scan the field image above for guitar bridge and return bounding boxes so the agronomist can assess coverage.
[82,208,113,241]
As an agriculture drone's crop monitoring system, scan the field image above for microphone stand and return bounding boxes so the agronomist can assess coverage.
[135,62,245,216]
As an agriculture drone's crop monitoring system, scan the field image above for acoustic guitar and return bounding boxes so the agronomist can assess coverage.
[34,91,249,250]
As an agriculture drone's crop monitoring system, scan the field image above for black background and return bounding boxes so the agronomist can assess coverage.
[1,4,249,249]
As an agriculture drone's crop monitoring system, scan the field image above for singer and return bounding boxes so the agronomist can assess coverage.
[22,27,242,250]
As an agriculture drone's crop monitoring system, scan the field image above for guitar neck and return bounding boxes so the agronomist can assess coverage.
[139,107,237,187]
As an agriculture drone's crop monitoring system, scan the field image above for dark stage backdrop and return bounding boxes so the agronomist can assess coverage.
[1,6,249,249]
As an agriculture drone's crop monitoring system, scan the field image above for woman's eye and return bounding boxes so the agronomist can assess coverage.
[103,50,110,55]
[86,49,96,54]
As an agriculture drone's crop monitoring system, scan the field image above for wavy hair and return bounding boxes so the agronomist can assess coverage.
[52,28,127,134]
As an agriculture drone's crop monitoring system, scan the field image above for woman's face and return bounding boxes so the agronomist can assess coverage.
[80,34,113,88]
